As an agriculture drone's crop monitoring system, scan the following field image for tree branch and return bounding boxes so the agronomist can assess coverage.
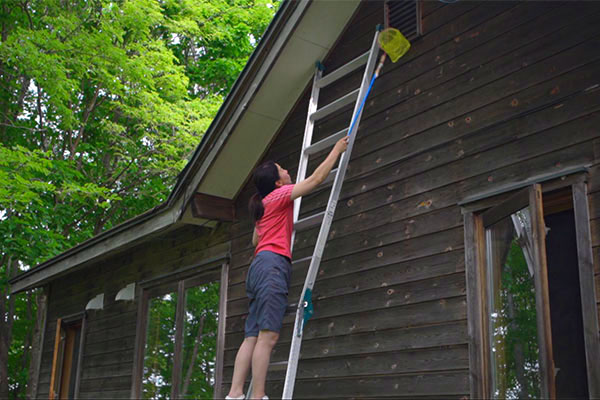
[36,84,46,150]
[70,86,100,161]
[182,314,206,397]
[0,121,45,132]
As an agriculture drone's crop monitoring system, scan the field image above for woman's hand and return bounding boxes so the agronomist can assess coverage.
[333,136,349,154]
[291,136,350,201]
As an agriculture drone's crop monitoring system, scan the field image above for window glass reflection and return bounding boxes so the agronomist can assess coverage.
[180,281,220,399]
[143,292,178,399]
[486,208,541,399]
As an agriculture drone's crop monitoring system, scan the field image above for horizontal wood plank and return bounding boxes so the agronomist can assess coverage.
[78,389,131,399]
[227,319,467,367]
[271,371,469,398]
[223,345,469,382]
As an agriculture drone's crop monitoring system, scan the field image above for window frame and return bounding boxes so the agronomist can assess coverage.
[463,175,600,398]
[131,255,230,399]
[48,311,87,400]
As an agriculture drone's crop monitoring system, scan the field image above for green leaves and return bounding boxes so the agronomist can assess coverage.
[1,0,277,397]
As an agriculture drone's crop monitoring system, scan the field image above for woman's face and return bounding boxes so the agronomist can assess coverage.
[275,163,292,186]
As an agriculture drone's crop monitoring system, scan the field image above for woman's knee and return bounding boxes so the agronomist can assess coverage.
[244,336,258,346]
[257,330,279,347]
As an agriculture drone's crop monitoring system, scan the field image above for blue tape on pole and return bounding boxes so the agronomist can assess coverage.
[347,74,377,137]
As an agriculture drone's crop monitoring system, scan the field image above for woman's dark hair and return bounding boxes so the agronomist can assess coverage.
[248,161,280,222]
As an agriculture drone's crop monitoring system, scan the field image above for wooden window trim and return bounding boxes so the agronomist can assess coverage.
[465,186,555,398]
[171,280,187,399]
[48,312,86,400]
[49,318,63,400]
[528,184,556,399]
[460,168,587,214]
[73,315,86,399]
[464,212,488,398]
[131,256,230,399]
[572,181,600,396]
[59,325,77,397]
[140,254,226,290]
[464,175,600,398]
[214,262,229,400]
[480,187,530,228]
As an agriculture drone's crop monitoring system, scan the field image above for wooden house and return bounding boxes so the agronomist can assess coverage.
[10,1,600,398]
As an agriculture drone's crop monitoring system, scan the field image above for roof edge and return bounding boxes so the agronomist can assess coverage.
[166,0,300,206]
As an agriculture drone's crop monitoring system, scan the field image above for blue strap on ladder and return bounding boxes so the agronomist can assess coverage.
[302,288,314,326]
[297,288,314,336]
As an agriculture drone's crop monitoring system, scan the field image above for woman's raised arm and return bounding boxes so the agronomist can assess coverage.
[291,136,349,201]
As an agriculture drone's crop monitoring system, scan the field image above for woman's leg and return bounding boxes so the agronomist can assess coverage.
[249,329,279,399]
[227,336,257,397]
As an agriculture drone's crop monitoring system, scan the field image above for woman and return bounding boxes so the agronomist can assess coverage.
[226,136,349,400]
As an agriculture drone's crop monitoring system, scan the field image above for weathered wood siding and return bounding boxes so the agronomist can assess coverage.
[224,1,600,398]
[36,224,229,399]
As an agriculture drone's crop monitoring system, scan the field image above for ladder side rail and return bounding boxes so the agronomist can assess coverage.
[296,31,381,300]
[281,31,381,399]
[291,67,323,251]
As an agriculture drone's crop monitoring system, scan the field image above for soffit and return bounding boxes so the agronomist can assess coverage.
[196,0,361,199]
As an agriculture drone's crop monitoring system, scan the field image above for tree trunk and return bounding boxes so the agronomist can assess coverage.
[27,290,46,400]
[181,315,206,398]
[0,256,17,400]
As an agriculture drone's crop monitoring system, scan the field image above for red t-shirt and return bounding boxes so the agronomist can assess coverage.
[255,184,295,259]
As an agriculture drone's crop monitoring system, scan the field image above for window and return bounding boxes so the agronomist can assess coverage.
[48,313,86,400]
[132,258,229,399]
[384,0,422,39]
[463,179,600,399]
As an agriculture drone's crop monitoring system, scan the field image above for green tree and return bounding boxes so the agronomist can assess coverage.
[141,282,220,399]
[500,240,541,399]
[0,0,276,397]
[143,292,178,399]
[180,282,220,398]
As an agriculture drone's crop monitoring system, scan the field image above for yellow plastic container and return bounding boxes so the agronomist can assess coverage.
[378,28,411,63]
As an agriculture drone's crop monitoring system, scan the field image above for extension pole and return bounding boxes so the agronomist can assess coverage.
[347,53,387,138]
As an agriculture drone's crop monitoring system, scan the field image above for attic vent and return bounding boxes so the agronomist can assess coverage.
[385,0,422,40]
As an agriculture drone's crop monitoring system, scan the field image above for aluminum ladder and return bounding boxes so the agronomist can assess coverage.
[280,28,384,398]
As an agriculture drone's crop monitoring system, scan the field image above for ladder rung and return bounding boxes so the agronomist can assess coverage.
[282,29,381,399]
[295,211,325,231]
[319,168,338,187]
[291,256,312,266]
[316,51,370,89]
[310,89,359,121]
[304,129,348,156]
[270,361,289,371]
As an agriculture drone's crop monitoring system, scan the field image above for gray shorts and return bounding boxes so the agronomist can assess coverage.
[245,251,291,338]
